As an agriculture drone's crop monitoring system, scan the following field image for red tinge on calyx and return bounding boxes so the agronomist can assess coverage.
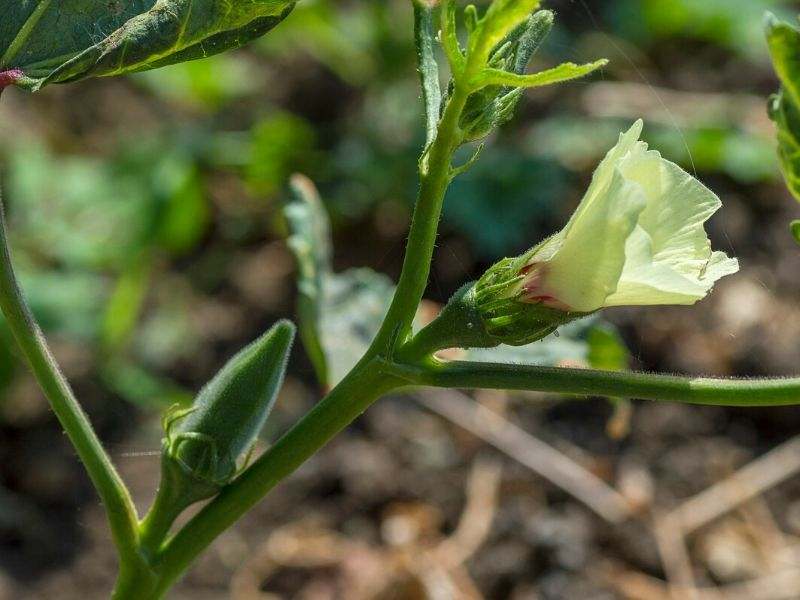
[0,69,23,94]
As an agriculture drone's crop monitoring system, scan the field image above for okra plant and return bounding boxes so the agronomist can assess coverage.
[1,1,800,598]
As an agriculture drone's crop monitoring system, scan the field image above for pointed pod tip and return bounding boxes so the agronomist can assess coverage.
[270,319,297,345]
[254,319,296,360]
[533,9,555,25]
[763,11,797,38]
[763,11,780,33]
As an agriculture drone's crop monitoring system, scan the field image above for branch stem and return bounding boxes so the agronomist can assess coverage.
[369,85,469,353]
[391,360,800,406]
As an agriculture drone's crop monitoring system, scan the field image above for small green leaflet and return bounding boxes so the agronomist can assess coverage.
[765,13,800,201]
[283,175,396,388]
[0,0,295,92]
[470,59,608,91]
[283,175,631,389]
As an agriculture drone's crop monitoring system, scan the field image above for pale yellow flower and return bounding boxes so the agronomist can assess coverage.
[516,120,739,313]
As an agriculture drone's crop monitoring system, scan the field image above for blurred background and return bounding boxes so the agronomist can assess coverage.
[2,0,800,598]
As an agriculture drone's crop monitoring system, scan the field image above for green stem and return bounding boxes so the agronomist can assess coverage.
[370,2,493,355]
[147,360,402,598]
[0,0,52,67]
[138,485,184,560]
[0,193,142,562]
[391,360,800,406]
[369,83,470,353]
[111,561,158,600]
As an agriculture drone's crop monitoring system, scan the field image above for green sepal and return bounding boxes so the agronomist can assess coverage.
[407,281,588,358]
[472,250,591,346]
[1,0,295,92]
[163,319,295,492]
[154,434,224,524]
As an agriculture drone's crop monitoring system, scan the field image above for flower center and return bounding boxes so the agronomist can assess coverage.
[518,262,571,311]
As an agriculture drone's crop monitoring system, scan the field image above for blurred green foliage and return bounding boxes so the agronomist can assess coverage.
[610,0,796,60]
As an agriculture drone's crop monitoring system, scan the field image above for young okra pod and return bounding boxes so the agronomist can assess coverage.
[161,319,296,508]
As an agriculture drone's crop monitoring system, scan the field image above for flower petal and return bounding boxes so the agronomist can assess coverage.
[542,169,646,312]
[604,147,739,306]
[604,225,712,305]
[563,119,644,235]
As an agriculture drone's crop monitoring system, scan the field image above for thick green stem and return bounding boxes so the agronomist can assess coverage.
[369,84,470,354]
[138,485,185,560]
[111,561,158,600]
[146,360,402,597]
[391,360,800,406]
[0,193,141,562]
[370,1,493,356]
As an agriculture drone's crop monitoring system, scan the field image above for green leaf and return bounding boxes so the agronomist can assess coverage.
[102,252,153,352]
[283,175,396,388]
[765,13,800,202]
[284,175,333,386]
[471,59,608,90]
[772,92,800,202]
[317,268,396,388]
[247,113,317,195]
[1,0,295,92]
[473,0,540,61]
[766,13,800,107]
[791,219,800,244]
[586,323,629,371]
[102,358,191,410]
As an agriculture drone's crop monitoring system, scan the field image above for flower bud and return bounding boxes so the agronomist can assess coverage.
[161,320,295,506]
[460,10,553,142]
[418,280,582,351]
